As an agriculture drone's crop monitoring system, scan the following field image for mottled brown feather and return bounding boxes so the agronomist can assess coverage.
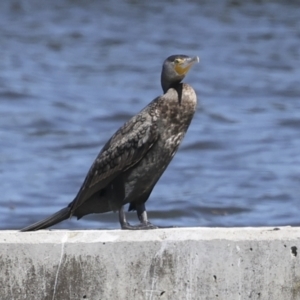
[69,108,159,215]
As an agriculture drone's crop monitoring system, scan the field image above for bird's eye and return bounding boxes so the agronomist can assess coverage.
[174,58,181,64]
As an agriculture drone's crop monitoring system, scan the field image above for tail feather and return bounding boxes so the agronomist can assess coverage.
[20,207,71,232]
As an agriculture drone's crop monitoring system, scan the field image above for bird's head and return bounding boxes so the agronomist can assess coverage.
[161,55,199,93]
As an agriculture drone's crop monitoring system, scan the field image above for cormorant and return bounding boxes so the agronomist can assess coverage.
[21,54,199,231]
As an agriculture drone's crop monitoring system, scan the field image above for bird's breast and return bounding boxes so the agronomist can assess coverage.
[122,83,197,203]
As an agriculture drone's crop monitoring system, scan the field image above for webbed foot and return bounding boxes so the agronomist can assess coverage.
[121,221,158,230]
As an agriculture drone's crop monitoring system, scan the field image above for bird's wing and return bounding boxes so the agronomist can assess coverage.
[70,111,159,214]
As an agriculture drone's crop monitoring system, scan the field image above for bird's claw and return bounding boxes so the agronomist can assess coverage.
[121,221,158,230]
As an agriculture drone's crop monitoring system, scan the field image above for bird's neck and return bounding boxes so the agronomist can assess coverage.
[161,79,182,94]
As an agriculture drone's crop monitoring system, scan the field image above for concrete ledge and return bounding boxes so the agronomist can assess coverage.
[1,227,300,300]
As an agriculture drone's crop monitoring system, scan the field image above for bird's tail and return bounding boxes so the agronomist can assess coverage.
[20,207,71,232]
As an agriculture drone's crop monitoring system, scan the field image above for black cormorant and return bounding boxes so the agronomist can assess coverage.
[21,54,199,231]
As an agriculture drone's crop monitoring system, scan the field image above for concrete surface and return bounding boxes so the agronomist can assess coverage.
[0,227,300,300]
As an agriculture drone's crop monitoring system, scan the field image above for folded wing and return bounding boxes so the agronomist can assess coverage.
[69,112,159,215]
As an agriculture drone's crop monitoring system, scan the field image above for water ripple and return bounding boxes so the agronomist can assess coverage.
[1,0,300,229]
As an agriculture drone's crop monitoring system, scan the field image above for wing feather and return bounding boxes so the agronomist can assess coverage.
[70,112,159,214]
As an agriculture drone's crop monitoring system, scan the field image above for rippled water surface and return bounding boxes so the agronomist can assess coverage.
[1,0,300,229]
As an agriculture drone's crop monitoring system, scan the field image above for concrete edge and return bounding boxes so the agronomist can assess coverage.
[1,226,300,244]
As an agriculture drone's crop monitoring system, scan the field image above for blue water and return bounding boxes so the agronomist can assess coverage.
[1,0,300,230]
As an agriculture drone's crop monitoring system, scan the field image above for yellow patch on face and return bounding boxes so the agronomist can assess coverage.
[174,64,192,76]
[173,56,199,76]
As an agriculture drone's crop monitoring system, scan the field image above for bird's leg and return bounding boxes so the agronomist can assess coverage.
[137,204,178,229]
[118,206,130,229]
[118,205,158,230]
[136,203,158,228]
